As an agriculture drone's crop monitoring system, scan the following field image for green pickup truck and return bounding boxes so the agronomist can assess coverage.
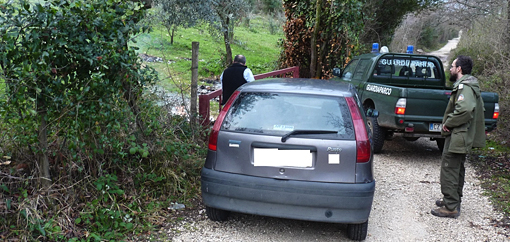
[331,51,499,153]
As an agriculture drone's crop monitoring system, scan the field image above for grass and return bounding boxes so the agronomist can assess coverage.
[131,15,284,92]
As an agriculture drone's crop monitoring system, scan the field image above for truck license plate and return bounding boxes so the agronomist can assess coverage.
[429,123,442,132]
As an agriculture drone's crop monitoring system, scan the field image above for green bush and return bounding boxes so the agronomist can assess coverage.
[0,0,208,240]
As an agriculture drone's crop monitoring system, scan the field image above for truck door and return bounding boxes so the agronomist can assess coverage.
[351,59,371,95]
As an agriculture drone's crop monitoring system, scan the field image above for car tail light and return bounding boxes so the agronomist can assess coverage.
[395,98,406,115]
[208,91,240,151]
[493,103,499,119]
[346,97,371,163]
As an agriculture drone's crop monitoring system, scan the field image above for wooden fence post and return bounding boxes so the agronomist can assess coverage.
[191,42,199,124]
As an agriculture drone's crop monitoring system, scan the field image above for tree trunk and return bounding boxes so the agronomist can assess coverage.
[37,100,51,189]
[171,27,175,45]
[223,17,233,65]
[190,42,199,125]
[310,0,322,78]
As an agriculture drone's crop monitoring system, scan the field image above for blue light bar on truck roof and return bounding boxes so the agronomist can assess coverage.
[371,43,379,53]
[407,45,414,54]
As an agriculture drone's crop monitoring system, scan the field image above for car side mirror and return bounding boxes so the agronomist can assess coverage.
[366,109,379,117]
[332,67,342,77]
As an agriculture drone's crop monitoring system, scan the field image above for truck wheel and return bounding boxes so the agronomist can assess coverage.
[205,206,230,221]
[347,220,368,241]
[436,138,445,153]
[367,117,385,153]
[404,137,420,142]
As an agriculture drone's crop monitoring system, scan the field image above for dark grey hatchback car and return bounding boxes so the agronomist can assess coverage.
[201,78,375,241]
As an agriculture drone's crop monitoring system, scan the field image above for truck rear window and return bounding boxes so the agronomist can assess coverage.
[221,92,355,139]
[371,56,443,87]
[375,58,440,78]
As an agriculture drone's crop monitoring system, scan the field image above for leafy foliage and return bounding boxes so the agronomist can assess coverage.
[279,0,364,78]
[0,0,209,240]
[0,0,157,181]
[261,0,284,14]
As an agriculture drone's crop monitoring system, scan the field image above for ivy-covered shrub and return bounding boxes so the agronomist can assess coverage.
[279,0,364,79]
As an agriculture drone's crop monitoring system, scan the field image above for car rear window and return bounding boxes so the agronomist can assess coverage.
[221,92,355,139]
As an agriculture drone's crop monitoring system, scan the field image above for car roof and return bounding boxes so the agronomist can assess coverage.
[238,78,355,97]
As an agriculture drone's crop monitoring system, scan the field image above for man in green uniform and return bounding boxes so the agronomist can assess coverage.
[431,55,486,218]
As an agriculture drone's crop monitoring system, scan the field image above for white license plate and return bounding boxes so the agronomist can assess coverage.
[429,123,442,132]
[253,148,312,168]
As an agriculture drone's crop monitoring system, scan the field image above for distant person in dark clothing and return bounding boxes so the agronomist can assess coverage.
[220,55,255,105]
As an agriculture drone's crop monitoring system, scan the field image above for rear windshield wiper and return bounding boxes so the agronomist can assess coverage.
[281,130,338,142]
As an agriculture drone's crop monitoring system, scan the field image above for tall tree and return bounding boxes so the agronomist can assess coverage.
[209,0,250,65]
[154,0,212,44]
[310,0,323,78]
[280,0,364,79]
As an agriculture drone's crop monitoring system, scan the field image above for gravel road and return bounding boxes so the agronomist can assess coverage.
[426,30,461,68]
[164,137,509,241]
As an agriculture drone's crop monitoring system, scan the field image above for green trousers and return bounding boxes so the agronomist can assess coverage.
[440,136,466,211]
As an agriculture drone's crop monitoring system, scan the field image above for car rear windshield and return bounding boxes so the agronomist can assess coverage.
[221,92,355,140]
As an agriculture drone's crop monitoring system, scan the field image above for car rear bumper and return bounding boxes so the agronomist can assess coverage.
[201,167,375,224]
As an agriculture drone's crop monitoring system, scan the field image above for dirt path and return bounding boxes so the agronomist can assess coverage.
[426,30,462,68]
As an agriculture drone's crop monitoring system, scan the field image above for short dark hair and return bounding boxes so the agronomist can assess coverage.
[234,55,246,64]
[456,55,473,75]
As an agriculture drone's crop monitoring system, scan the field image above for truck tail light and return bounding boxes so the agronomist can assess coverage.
[395,98,406,115]
[346,97,371,163]
[493,103,499,119]
[208,91,240,151]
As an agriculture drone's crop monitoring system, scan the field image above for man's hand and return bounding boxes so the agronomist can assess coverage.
[442,125,450,132]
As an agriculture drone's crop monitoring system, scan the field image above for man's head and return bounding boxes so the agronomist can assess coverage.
[449,55,473,82]
[234,55,246,65]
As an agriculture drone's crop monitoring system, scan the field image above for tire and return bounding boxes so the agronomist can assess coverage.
[205,206,230,221]
[366,117,385,153]
[347,220,368,241]
[436,138,445,153]
[403,137,420,142]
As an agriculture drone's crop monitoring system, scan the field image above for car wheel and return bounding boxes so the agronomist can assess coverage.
[403,137,420,142]
[347,220,368,241]
[205,206,230,221]
[436,138,445,153]
[367,117,385,153]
